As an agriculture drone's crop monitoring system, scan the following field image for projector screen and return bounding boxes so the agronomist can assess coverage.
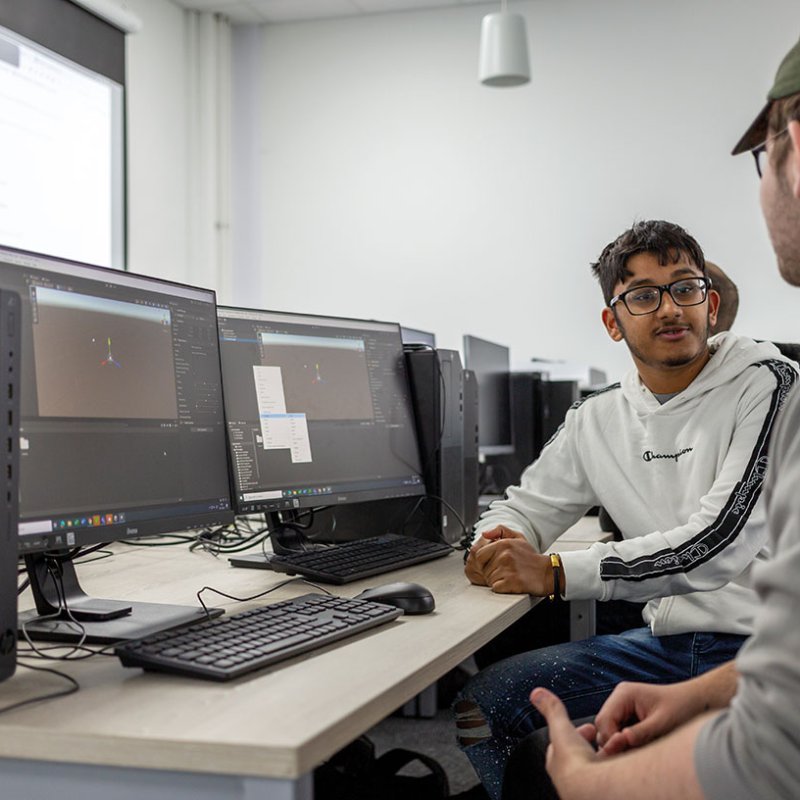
[0,3,125,268]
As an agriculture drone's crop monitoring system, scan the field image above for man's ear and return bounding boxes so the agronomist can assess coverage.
[708,288,720,329]
[602,306,624,342]
[788,120,800,199]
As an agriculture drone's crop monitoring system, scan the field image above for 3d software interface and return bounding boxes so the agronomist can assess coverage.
[0,257,231,547]
[217,309,424,513]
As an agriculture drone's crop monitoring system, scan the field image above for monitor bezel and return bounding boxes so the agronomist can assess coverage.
[0,244,235,554]
[463,333,515,457]
[217,304,427,517]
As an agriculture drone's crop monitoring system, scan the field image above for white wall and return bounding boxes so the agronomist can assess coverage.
[125,0,191,284]
[228,0,800,381]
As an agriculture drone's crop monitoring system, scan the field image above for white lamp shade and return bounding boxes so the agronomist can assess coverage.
[479,12,530,87]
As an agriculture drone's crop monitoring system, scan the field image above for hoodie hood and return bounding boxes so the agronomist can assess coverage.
[622,332,793,413]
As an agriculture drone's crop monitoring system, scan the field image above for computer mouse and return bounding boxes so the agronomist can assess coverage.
[354,582,435,615]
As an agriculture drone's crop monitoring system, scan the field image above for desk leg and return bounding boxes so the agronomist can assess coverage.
[569,600,596,641]
[0,758,313,800]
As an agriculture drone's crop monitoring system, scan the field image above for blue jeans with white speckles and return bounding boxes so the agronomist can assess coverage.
[454,626,745,800]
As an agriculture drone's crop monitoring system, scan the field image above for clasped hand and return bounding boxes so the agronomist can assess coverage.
[465,526,553,595]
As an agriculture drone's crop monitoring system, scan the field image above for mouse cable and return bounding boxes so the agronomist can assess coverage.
[421,493,471,548]
[0,661,80,717]
[195,577,334,618]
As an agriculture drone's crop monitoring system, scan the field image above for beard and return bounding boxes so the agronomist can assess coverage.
[764,168,800,286]
[616,312,711,371]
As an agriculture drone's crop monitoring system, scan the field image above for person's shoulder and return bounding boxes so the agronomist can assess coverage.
[569,382,623,415]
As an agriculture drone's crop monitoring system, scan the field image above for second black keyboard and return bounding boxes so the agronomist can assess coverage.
[115,593,402,681]
[259,533,453,584]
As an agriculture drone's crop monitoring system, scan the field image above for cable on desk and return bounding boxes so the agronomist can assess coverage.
[403,493,472,551]
[0,661,80,716]
[16,641,117,660]
[72,549,114,565]
[196,577,333,619]
[122,533,200,547]
[189,520,272,556]
[19,556,91,659]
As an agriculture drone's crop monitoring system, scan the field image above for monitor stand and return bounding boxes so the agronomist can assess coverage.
[228,513,326,571]
[19,552,222,645]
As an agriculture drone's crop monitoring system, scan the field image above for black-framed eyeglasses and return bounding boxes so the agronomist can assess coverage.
[752,128,789,178]
[609,277,712,316]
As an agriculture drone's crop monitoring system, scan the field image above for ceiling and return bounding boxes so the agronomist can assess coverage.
[172,0,489,26]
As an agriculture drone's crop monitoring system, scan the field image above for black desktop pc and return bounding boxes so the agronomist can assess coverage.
[501,373,581,488]
[0,289,20,681]
[403,347,478,543]
[0,247,234,644]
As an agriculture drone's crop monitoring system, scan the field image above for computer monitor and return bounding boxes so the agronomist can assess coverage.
[217,307,426,543]
[0,246,234,642]
[400,326,436,348]
[462,334,514,456]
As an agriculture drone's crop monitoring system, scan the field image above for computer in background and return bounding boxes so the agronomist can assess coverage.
[403,347,479,541]
[400,326,436,348]
[1,289,20,681]
[462,334,514,496]
[499,374,581,489]
[217,307,453,580]
[0,246,234,644]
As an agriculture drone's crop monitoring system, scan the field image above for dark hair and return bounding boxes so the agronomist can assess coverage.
[705,261,739,334]
[768,92,800,171]
[591,220,706,306]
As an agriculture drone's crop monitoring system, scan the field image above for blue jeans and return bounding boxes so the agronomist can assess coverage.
[454,627,746,800]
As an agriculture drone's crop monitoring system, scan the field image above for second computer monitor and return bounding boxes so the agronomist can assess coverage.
[463,334,514,457]
[217,307,425,515]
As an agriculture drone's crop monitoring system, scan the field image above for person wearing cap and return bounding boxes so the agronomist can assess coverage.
[530,33,800,800]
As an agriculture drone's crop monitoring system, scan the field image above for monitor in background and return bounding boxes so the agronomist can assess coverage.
[217,307,425,548]
[0,246,233,643]
[0,4,126,267]
[462,334,514,457]
[400,326,436,348]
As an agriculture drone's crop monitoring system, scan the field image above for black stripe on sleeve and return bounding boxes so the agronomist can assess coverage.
[600,359,797,583]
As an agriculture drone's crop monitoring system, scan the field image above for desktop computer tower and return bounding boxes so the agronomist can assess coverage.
[1,290,20,682]
[297,348,477,546]
[403,348,473,544]
[496,373,580,489]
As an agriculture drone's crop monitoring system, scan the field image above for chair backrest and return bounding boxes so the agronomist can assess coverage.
[771,342,800,364]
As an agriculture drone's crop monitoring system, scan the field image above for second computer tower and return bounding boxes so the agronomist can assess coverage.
[404,348,478,544]
[498,372,580,488]
[1,289,20,682]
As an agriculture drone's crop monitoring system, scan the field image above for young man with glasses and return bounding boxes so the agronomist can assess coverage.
[455,219,798,800]
[527,35,800,800]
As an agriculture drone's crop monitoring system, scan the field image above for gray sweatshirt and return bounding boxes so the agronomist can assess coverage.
[695,383,800,799]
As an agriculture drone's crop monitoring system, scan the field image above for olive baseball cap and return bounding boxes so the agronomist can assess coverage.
[732,35,800,155]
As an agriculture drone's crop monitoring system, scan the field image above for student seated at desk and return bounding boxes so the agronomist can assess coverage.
[454,219,799,800]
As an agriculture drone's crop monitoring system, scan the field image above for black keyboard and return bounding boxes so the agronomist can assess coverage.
[261,533,453,584]
[115,593,402,681]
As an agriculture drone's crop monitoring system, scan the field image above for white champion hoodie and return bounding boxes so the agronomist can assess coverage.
[475,332,798,637]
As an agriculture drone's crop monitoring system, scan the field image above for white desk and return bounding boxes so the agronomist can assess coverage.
[2,543,535,799]
[1,520,608,799]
